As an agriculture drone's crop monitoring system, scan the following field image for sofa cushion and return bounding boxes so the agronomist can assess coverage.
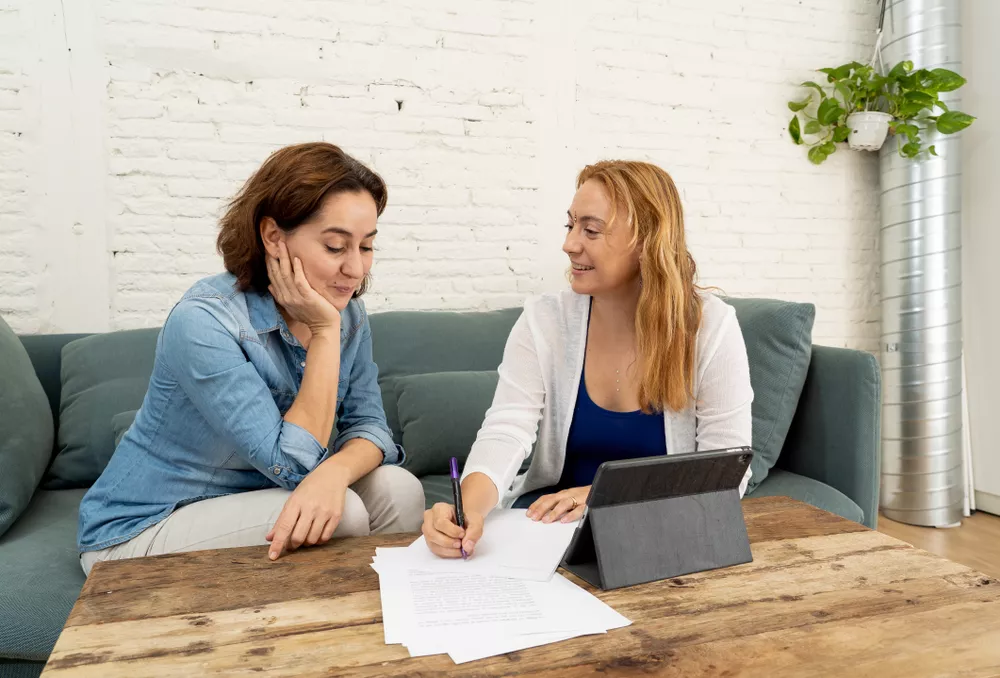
[16,333,92,445]
[391,371,499,478]
[748,468,864,524]
[370,307,520,439]
[0,317,55,538]
[419,474,456,510]
[43,329,159,489]
[724,298,815,493]
[0,490,87,662]
[370,308,520,381]
[0,659,44,677]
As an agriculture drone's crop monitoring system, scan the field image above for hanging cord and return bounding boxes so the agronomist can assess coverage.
[865,0,888,111]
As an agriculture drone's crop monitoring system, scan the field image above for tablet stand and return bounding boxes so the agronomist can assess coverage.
[561,487,752,590]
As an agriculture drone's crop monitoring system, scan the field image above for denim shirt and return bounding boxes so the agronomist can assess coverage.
[77,272,402,552]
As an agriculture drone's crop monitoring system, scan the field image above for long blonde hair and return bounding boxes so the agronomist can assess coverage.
[576,160,702,413]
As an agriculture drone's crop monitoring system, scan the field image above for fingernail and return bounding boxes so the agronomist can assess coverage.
[453,541,461,549]
[269,552,277,560]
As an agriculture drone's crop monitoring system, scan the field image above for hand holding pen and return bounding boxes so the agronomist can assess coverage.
[420,457,485,559]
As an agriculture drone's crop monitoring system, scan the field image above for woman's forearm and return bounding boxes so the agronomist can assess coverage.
[461,472,500,515]
[314,437,383,485]
[283,327,341,447]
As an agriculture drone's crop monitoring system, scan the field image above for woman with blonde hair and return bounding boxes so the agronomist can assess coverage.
[422,160,753,557]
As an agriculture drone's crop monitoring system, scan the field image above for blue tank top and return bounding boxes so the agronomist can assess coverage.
[558,365,668,489]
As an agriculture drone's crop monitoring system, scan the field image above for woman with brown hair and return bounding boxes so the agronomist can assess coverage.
[78,143,424,575]
[422,160,754,558]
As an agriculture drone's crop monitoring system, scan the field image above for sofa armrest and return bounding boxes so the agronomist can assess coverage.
[777,345,882,528]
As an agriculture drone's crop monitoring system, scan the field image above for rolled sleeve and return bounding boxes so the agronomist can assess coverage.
[332,311,404,466]
[331,424,404,466]
[277,421,328,469]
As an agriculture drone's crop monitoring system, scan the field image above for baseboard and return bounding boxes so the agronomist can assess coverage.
[974,491,1000,517]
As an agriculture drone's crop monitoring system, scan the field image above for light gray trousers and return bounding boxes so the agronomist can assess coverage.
[81,465,424,575]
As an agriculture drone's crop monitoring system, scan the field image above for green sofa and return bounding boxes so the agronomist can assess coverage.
[0,298,880,676]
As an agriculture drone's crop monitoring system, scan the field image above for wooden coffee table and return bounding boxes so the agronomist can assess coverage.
[42,497,1000,677]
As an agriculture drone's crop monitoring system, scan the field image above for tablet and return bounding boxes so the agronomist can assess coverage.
[561,446,753,589]
[587,446,753,508]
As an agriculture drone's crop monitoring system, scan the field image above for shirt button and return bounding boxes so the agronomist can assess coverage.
[273,468,280,475]
[300,361,305,367]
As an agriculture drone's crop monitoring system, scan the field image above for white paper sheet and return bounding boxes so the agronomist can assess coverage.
[373,559,632,663]
[368,510,631,665]
[385,509,580,581]
[372,564,566,638]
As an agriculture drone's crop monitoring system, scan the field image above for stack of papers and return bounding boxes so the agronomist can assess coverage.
[370,509,631,664]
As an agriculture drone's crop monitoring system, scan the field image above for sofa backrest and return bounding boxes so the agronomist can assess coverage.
[17,296,815,492]
[369,307,522,379]
[369,307,521,442]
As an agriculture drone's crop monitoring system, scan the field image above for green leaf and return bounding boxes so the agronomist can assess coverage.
[807,145,829,164]
[895,123,920,141]
[820,141,836,154]
[835,82,853,105]
[936,111,976,134]
[800,81,828,99]
[929,145,938,156]
[818,67,838,81]
[898,73,920,91]
[897,101,928,119]
[817,98,844,125]
[787,98,810,112]
[789,115,802,145]
[888,60,914,79]
[821,62,858,81]
[901,142,921,157]
[866,74,887,94]
[928,68,966,92]
[833,125,850,142]
[904,91,937,107]
[914,69,934,88]
[804,120,821,135]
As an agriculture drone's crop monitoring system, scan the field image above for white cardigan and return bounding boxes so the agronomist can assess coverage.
[462,289,754,509]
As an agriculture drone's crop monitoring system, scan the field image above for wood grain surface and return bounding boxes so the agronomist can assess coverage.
[42,497,1000,677]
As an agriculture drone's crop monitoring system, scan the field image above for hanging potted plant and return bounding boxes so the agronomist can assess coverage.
[787,59,975,164]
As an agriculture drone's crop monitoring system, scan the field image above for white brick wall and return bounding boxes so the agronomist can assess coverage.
[0,0,33,327]
[1,0,882,351]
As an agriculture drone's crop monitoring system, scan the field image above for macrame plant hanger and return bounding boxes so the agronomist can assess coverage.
[866,0,889,112]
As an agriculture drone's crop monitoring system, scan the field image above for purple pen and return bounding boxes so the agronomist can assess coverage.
[449,457,468,559]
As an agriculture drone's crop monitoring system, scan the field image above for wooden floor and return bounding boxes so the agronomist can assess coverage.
[877,509,1000,579]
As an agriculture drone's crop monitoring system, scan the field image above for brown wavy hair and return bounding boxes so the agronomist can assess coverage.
[576,160,703,413]
[217,142,387,296]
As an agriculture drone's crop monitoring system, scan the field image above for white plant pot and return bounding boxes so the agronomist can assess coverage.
[847,112,892,151]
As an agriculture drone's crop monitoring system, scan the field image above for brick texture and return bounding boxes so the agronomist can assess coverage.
[0,0,35,330]
[0,0,882,351]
